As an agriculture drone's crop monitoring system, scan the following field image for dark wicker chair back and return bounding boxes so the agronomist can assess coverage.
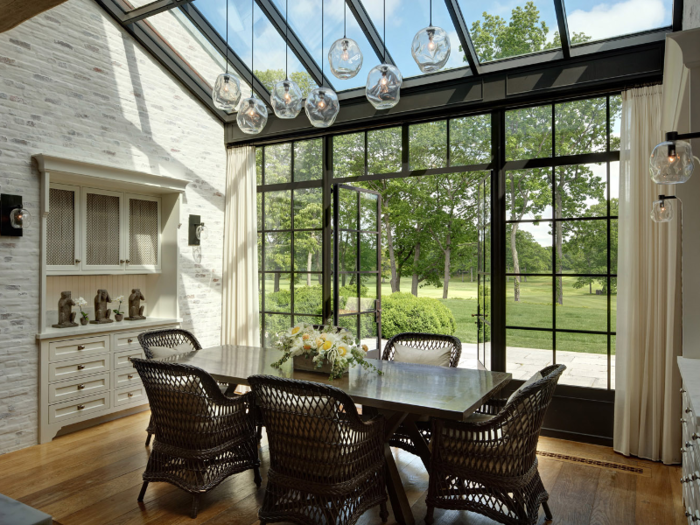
[138,329,202,360]
[311,324,343,333]
[382,332,462,368]
[249,375,388,525]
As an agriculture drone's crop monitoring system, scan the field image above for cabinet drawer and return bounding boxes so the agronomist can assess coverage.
[114,369,142,389]
[113,331,142,352]
[49,354,110,382]
[49,372,110,404]
[48,393,110,425]
[49,336,109,362]
[114,385,147,407]
[114,348,145,370]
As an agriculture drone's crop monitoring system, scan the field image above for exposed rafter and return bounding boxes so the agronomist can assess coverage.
[345,0,395,66]
[443,0,481,76]
[254,0,335,90]
[122,0,194,25]
[553,0,571,59]
[673,0,684,31]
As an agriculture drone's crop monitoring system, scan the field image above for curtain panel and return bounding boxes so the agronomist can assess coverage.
[222,146,260,347]
[614,85,682,464]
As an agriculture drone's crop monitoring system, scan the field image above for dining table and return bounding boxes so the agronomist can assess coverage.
[159,345,511,525]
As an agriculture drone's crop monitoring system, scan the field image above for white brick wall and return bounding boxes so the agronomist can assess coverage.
[0,0,227,454]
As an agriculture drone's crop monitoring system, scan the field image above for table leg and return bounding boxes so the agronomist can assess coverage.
[403,415,432,471]
[379,409,415,525]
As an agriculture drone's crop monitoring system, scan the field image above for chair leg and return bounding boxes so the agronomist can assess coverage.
[137,482,149,502]
[253,466,262,487]
[191,493,200,519]
[543,501,553,521]
[145,432,152,447]
[379,501,389,523]
[425,505,434,525]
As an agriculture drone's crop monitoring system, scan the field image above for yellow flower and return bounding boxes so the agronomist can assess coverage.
[338,346,347,356]
[291,326,301,335]
[320,333,328,340]
[362,344,369,352]
[302,333,310,340]
[323,341,333,350]
[316,338,324,348]
[304,345,312,350]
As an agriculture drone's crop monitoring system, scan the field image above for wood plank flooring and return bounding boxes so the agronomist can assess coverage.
[0,412,685,525]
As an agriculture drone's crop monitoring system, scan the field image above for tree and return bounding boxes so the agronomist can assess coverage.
[253,69,317,98]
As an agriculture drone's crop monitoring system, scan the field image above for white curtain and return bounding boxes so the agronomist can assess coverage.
[614,85,682,464]
[222,146,260,346]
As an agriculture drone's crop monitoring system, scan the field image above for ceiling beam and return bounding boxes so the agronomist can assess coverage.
[673,0,684,31]
[553,0,571,59]
[345,0,395,66]
[254,0,335,90]
[443,0,481,75]
[180,3,271,105]
[122,0,193,24]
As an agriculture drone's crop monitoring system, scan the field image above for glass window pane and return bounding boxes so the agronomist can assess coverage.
[360,313,378,350]
[294,232,322,272]
[294,139,322,182]
[506,169,552,220]
[610,96,622,151]
[450,115,491,166]
[333,133,365,178]
[555,164,606,219]
[611,277,617,330]
[610,161,620,203]
[256,147,263,185]
[293,275,322,315]
[293,188,322,229]
[506,105,552,161]
[506,276,552,328]
[555,276,608,331]
[264,232,291,271]
[360,274,378,301]
[264,143,291,184]
[458,0,560,63]
[359,233,378,272]
[564,0,672,45]
[556,332,608,389]
[264,273,291,313]
[338,189,358,230]
[264,191,291,230]
[555,97,607,156]
[507,222,552,274]
[264,314,292,345]
[338,231,357,273]
[409,121,447,170]
[368,127,401,174]
[257,193,262,231]
[359,191,378,232]
[557,220,608,275]
[611,219,618,274]
[506,329,553,380]
[338,315,358,336]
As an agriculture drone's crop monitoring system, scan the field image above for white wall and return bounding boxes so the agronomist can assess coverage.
[0,0,227,453]
[685,0,700,29]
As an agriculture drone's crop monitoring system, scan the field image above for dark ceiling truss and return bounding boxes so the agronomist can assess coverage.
[443,0,481,76]
[254,0,336,90]
[122,0,194,24]
[345,0,395,66]
[553,0,571,59]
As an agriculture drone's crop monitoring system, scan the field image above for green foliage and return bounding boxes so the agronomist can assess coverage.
[253,69,317,98]
[381,293,456,339]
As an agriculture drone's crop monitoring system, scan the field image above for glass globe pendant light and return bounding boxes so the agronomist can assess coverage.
[305,0,340,128]
[212,0,242,111]
[328,2,362,79]
[237,0,268,135]
[649,132,695,184]
[366,0,402,110]
[650,195,678,223]
[271,0,303,119]
[411,0,451,73]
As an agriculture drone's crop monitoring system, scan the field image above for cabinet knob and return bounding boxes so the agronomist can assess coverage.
[77,384,85,390]
[127,392,133,398]
[77,364,85,370]
[682,447,687,453]
[75,259,81,264]
[682,388,687,393]
[682,418,687,423]
[686,441,694,448]
[127,339,133,344]
[120,260,125,264]
[126,259,130,264]
[128,374,134,380]
[77,404,85,410]
[686,408,693,414]
[77,345,85,350]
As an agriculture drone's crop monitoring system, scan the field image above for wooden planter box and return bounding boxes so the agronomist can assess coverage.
[293,355,348,376]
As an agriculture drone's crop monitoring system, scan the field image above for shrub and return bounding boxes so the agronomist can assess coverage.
[381,293,457,339]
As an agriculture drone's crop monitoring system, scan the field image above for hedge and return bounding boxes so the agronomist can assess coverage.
[381,293,456,339]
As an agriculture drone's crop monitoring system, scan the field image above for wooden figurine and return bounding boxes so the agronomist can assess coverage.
[126,289,146,321]
[90,289,113,324]
[52,291,78,328]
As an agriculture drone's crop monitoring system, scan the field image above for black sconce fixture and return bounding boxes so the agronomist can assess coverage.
[188,215,208,246]
[0,194,31,237]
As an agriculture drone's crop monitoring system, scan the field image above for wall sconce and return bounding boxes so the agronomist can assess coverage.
[650,131,700,184]
[0,194,31,237]
[188,214,207,246]
[650,194,679,223]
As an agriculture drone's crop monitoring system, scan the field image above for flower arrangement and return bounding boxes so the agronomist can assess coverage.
[76,297,89,324]
[112,295,125,316]
[271,323,382,380]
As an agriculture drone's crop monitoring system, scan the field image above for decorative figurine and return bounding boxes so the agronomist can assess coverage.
[126,289,146,321]
[90,289,113,324]
[52,291,78,328]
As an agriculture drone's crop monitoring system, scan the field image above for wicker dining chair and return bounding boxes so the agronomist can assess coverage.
[138,329,203,447]
[249,375,389,525]
[425,364,566,525]
[131,358,261,519]
[381,332,462,456]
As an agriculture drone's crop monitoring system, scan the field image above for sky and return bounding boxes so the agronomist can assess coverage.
[192,0,672,93]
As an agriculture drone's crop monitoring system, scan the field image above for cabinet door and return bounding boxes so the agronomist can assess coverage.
[46,184,80,274]
[82,188,124,272]
[125,194,161,273]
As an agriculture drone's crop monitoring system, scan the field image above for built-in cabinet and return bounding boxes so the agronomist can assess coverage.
[46,184,161,275]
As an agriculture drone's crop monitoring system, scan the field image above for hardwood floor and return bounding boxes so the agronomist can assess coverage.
[0,411,685,525]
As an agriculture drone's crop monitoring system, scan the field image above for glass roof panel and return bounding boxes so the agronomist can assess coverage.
[456,0,560,63]
[270,0,383,91]
[192,0,318,96]
[122,0,162,11]
[358,0,467,79]
[564,0,672,44]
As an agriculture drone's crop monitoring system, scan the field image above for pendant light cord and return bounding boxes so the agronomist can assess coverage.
[429,0,432,27]
[383,0,386,63]
[251,0,254,95]
[285,0,288,80]
[225,0,229,74]
[343,1,346,38]
[321,0,324,88]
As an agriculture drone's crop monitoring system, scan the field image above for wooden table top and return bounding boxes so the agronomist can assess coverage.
[162,345,511,421]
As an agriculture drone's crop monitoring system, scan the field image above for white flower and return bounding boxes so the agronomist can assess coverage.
[113,295,124,303]
[76,297,88,307]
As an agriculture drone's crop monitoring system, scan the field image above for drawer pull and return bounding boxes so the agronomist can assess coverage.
[682,418,687,423]
[686,441,694,448]
[682,447,687,453]
[77,364,85,371]
[75,259,81,264]
[128,338,134,344]
[77,404,85,410]
[77,384,85,390]
[128,392,134,398]
[686,408,693,414]
[128,374,134,380]
[77,345,85,350]
[694,433,700,440]
[682,388,687,393]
